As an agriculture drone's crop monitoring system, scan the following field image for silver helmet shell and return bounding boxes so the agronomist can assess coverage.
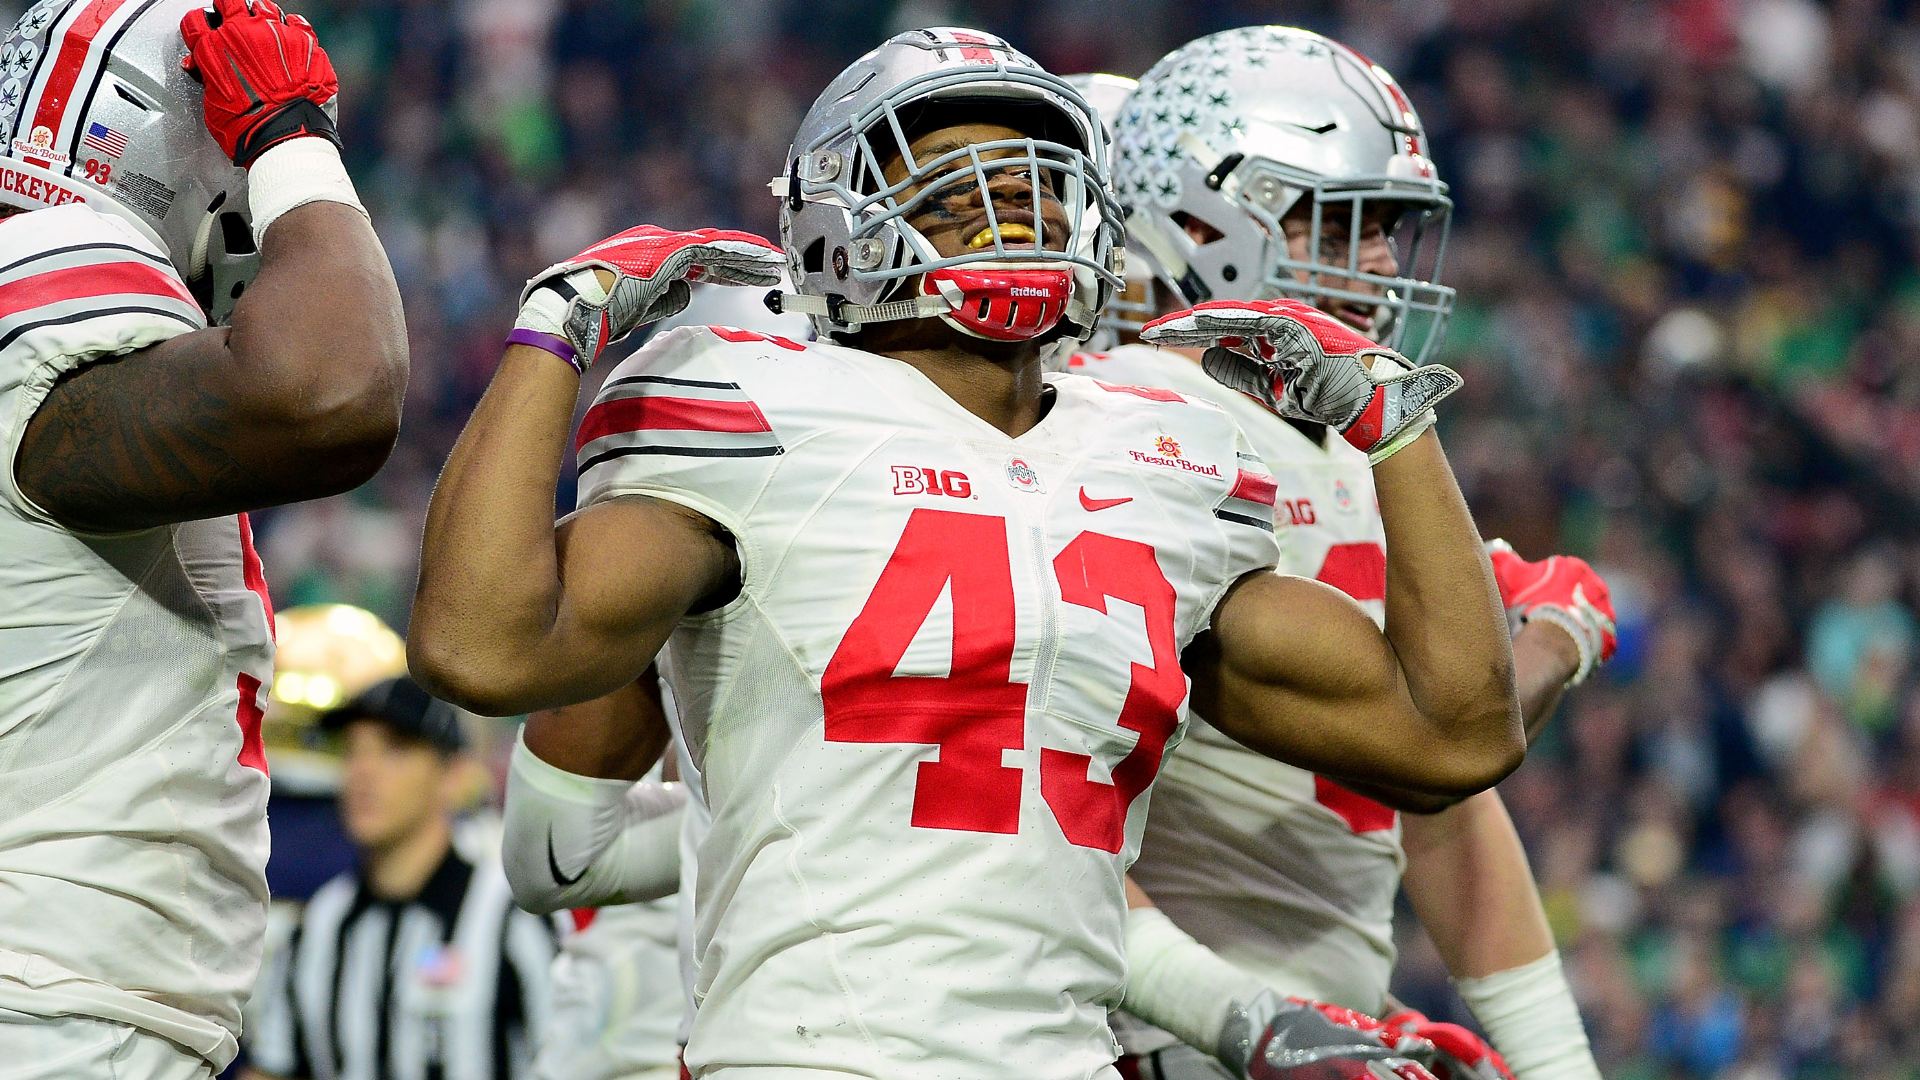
[774,28,1124,343]
[0,0,264,324]
[1110,26,1455,362]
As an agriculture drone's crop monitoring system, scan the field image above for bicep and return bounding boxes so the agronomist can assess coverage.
[1186,570,1430,786]
[14,328,255,531]
[540,494,737,701]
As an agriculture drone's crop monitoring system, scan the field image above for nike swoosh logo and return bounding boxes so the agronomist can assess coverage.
[547,828,584,887]
[1079,487,1133,512]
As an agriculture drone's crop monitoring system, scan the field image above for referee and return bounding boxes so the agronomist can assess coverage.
[245,678,557,1080]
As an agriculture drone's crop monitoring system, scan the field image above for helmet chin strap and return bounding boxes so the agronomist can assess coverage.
[767,260,1077,341]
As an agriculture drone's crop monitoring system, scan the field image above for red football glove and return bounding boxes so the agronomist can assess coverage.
[1139,298,1462,462]
[181,0,341,167]
[1382,1009,1517,1080]
[1226,993,1439,1080]
[513,225,786,369]
[1485,539,1617,686]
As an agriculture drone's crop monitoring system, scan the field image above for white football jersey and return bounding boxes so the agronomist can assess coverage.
[574,326,1279,1079]
[1072,345,1404,1026]
[0,206,274,1069]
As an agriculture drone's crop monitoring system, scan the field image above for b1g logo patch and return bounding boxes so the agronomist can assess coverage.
[1332,478,1355,512]
[892,466,972,498]
[1005,456,1044,493]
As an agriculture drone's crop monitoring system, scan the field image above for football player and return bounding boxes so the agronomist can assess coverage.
[409,28,1521,1080]
[1067,28,1612,1080]
[0,0,402,1075]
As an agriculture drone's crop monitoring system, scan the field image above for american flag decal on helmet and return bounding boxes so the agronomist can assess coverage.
[80,119,123,157]
[575,373,783,476]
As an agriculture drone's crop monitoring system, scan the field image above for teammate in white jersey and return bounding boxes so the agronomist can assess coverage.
[1064,29,1616,1080]
[0,1,403,1075]
[409,28,1524,1080]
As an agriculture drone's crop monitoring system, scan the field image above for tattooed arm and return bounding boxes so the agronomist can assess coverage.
[14,201,406,532]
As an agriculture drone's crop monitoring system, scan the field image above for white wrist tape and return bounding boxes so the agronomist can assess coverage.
[502,729,688,914]
[1366,407,1435,466]
[1123,905,1268,1056]
[1453,951,1600,1080]
[246,137,368,244]
[513,266,609,339]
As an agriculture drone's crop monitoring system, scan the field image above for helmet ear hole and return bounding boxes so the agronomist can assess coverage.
[1170,211,1225,246]
[801,237,826,275]
[219,212,255,256]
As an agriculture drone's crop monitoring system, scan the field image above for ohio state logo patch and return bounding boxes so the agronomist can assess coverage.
[1005,456,1044,493]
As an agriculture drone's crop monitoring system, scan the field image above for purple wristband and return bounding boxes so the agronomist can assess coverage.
[506,328,585,374]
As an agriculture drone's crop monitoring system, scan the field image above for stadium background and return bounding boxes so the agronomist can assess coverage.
[31,0,1920,1075]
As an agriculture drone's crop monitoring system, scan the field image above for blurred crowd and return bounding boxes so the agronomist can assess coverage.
[146,0,1920,1075]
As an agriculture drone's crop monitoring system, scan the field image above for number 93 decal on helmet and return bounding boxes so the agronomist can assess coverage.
[0,0,314,326]
[767,28,1126,345]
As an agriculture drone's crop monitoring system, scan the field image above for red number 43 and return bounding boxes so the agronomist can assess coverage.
[821,509,1184,853]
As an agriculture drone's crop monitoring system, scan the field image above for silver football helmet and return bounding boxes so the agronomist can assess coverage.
[0,0,266,324]
[770,28,1124,344]
[1111,26,1455,363]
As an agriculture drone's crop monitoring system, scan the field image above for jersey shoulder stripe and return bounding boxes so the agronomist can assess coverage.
[575,326,793,510]
[0,258,197,320]
[1217,466,1278,530]
[0,206,203,402]
[576,362,783,473]
[1214,454,1278,532]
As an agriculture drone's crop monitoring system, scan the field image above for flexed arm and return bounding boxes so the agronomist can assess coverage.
[1154,300,1524,802]
[16,0,404,530]
[408,225,783,716]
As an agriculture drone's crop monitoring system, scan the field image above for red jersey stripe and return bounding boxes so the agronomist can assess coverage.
[0,259,195,319]
[1096,381,1184,403]
[25,0,131,159]
[237,512,275,641]
[576,395,773,450]
[1228,469,1278,507]
[1313,775,1396,833]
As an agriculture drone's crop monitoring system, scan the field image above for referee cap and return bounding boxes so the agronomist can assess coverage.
[320,676,467,754]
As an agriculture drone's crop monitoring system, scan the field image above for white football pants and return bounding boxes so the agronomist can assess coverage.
[0,1008,212,1080]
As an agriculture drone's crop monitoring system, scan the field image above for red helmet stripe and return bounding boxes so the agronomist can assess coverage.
[24,0,132,166]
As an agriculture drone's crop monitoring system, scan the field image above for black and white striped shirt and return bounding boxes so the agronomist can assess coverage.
[247,851,559,1080]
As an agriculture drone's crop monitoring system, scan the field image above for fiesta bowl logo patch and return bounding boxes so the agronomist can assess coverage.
[1005,456,1044,492]
[1130,436,1221,477]
[12,124,67,165]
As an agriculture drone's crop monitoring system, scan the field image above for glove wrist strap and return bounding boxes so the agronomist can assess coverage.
[236,98,341,168]
[1523,605,1598,687]
[1365,407,1435,466]
[246,137,366,246]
